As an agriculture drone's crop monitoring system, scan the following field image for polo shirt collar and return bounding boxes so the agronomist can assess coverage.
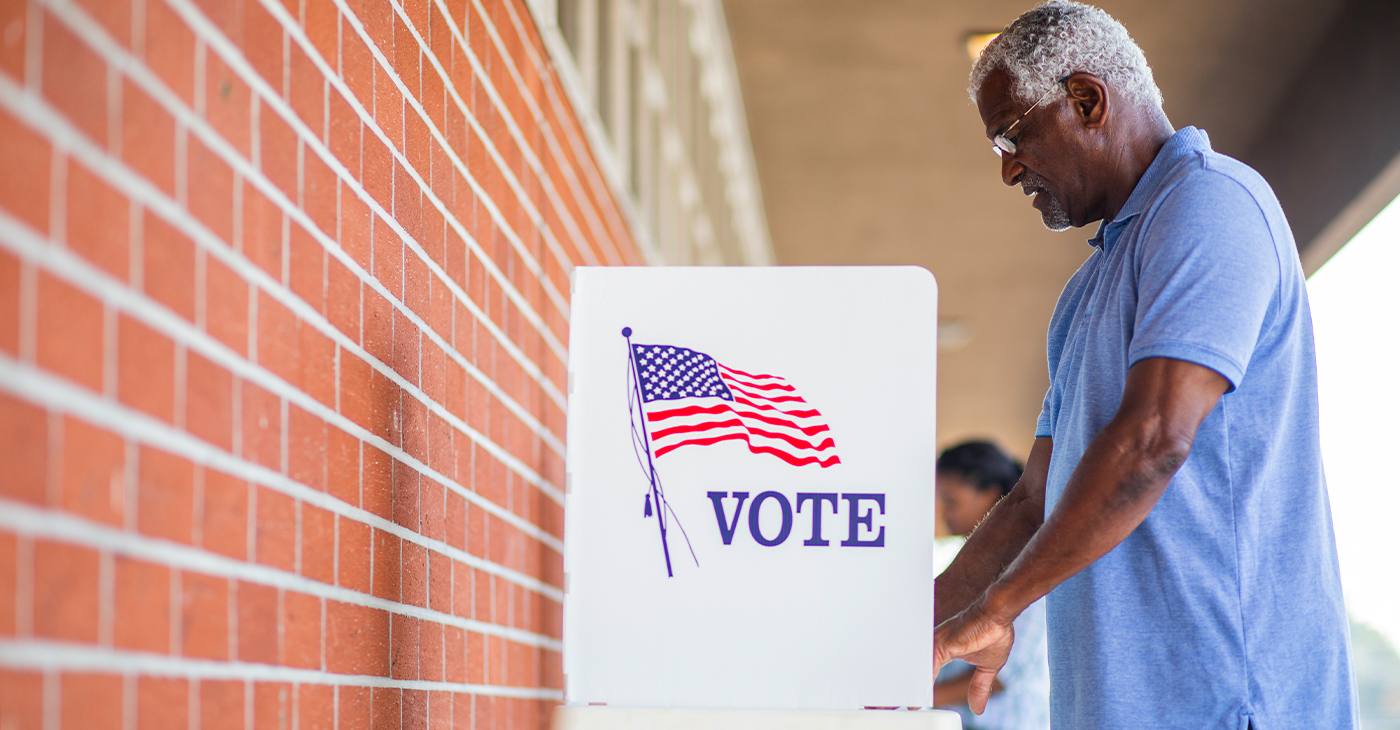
[1088,126,1212,251]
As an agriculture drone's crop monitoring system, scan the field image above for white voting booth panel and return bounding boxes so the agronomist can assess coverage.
[564,266,947,721]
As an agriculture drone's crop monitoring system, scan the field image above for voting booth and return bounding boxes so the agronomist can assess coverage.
[559,267,958,729]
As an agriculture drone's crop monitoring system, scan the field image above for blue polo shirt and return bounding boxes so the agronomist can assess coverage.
[1035,127,1358,730]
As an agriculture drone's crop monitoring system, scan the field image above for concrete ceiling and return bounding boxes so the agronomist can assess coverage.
[722,0,1348,457]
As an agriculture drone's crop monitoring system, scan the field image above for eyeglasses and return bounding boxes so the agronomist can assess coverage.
[991,82,1063,158]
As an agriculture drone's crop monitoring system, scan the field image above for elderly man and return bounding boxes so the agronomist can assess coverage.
[933,2,1358,729]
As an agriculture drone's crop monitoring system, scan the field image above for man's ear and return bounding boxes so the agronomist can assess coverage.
[1065,73,1109,129]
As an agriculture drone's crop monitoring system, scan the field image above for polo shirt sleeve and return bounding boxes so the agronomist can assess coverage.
[1128,171,1279,391]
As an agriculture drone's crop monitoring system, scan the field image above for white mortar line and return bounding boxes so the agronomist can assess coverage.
[42,0,570,412]
[470,0,636,267]
[0,348,564,601]
[0,499,560,648]
[158,0,574,367]
[0,210,565,557]
[0,639,563,699]
[0,63,568,500]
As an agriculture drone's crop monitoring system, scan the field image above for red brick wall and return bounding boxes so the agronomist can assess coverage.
[0,0,640,727]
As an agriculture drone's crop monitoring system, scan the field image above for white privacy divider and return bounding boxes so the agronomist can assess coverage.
[564,267,942,712]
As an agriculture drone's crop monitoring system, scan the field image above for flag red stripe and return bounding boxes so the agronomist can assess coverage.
[651,418,837,453]
[717,363,783,381]
[727,384,808,404]
[653,432,842,467]
[648,403,832,436]
[718,374,796,392]
[730,396,822,418]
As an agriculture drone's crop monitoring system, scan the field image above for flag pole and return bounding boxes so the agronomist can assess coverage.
[623,327,673,578]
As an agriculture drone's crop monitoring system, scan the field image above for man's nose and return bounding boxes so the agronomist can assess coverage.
[1000,154,1024,187]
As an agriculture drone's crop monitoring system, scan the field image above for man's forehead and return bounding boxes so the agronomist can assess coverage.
[976,68,1020,132]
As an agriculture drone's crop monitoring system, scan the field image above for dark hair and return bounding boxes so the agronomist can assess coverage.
[936,440,1023,498]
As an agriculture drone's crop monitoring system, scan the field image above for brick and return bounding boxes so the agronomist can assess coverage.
[420,619,444,682]
[298,683,335,730]
[259,112,299,200]
[374,224,405,302]
[0,110,51,233]
[185,350,233,450]
[137,445,195,544]
[300,316,338,407]
[199,680,245,730]
[65,161,130,280]
[0,392,49,505]
[445,490,466,551]
[362,133,394,212]
[373,69,404,149]
[0,0,25,82]
[240,380,281,470]
[200,469,247,559]
[362,288,393,364]
[255,291,298,383]
[289,43,325,134]
[118,315,176,422]
[33,541,99,642]
[337,514,370,592]
[122,80,177,195]
[42,17,107,146]
[0,669,42,729]
[60,673,123,730]
[361,443,391,519]
[400,541,426,609]
[327,257,361,341]
[136,677,187,730]
[340,190,372,271]
[112,556,170,652]
[326,425,360,506]
[338,686,372,730]
[203,256,248,355]
[393,18,420,102]
[328,89,362,181]
[255,485,296,571]
[303,152,338,238]
[180,571,228,659]
[391,459,420,531]
[288,405,327,490]
[241,185,284,279]
[444,626,465,683]
[428,551,451,615]
[0,535,12,634]
[465,630,484,684]
[341,24,375,108]
[204,53,251,157]
[187,137,235,242]
[235,580,278,664]
[144,0,196,104]
[371,688,401,728]
[371,528,399,601]
[282,590,321,668]
[243,0,284,91]
[301,502,335,583]
[326,600,389,675]
[143,214,196,320]
[304,0,339,64]
[253,683,289,729]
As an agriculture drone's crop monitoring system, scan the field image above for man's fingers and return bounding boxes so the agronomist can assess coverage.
[967,668,999,715]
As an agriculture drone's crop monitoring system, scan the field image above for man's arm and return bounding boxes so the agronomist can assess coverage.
[934,436,1051,625]
[934,356,1229,713]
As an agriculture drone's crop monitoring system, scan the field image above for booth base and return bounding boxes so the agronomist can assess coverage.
[551,706,963,730]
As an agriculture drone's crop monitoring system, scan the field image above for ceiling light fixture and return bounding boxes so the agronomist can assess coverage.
[964,32,1001,61]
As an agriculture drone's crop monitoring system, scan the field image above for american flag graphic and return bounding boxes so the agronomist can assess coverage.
[629,343,841,468]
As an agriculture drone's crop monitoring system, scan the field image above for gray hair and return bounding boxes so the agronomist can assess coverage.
[968,1,1162,109]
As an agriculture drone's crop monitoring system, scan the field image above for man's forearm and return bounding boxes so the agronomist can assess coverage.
[979,359,1227,620]
[935,437,1050,624]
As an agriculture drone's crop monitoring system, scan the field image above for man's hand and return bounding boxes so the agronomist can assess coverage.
[934,601,1016,715]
